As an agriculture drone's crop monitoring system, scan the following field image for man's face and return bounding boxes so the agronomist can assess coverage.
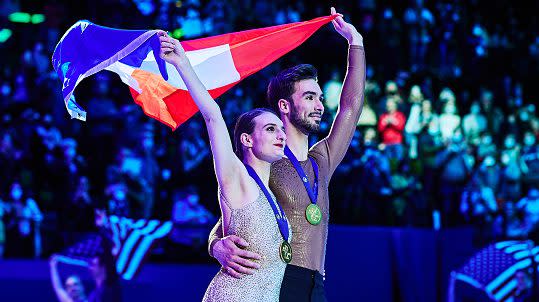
[386,82,398,96]
[386,99,397,113]
[65,276,85,300]
[364,128,376,142]
[288,79,324,134]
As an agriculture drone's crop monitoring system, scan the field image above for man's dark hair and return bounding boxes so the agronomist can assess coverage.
[266,64,318,113]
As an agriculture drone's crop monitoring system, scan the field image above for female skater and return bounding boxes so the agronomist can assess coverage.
[159,32,291,301]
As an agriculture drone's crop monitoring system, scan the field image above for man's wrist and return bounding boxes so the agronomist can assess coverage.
[208,238,219,258]
[349,34,364,47]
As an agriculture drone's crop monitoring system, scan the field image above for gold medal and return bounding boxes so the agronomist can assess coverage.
[280,241,292,263]
[306,204,322,225]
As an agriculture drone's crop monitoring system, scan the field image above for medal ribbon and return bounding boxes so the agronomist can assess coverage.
[284,146,319,205]
[244,164,290,242]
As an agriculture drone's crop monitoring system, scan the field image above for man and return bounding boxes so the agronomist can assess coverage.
[50,253,122,302]
[50,210,123,302]
[436,130,473,227]
[50,255,88,302]
[462,101,487,144]
[86,254,122,302]
[87,210,123,302]
[207,7,365,301]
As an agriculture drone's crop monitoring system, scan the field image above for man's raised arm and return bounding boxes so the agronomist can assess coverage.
[317,8,366,175]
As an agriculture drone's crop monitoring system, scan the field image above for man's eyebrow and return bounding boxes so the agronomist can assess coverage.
[302,91,322,97]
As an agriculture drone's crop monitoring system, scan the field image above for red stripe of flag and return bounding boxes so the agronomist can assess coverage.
[137,16,336,129]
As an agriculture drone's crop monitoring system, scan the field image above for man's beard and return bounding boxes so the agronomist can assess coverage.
[290,106,320,135]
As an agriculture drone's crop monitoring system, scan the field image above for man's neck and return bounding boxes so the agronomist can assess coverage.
[74,294,87,302]
[95,279,104,288]
[284,121,310,161]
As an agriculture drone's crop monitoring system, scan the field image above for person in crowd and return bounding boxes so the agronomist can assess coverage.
[4,181,43,258]
[378,96,406,162]
[517,188,539,237]
[436,130,473,226]
[439,98,461,143]
[499,135,524,202]
[358,128,393,225]
[356,95,377,131]
[522,131,539,190]
[172,186,215,225]
[0,197,5,258]
[480,90,504,136]
[50,210,123,302]
[50,255,88,302]
[462,101,487,145]
[404,85,425,159]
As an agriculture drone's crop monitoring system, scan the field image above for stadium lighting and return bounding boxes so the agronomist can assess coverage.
[171,28,183,39]
[8,12,31,23]
[0,29,13,43]
[31,14,45,24]
[8,12,46,24]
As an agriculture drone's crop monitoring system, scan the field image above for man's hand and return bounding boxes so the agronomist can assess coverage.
[330,7,363,46]
[158,31,188,67]
[212,235,262,279]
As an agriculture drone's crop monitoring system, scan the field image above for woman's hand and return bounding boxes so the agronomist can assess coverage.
[157,31,188,67]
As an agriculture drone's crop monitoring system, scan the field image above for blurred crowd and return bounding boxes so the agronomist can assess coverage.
[0,0,538,259]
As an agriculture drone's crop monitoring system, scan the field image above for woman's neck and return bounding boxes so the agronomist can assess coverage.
[243,155,272,186]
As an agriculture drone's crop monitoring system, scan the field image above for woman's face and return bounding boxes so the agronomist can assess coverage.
[246,112,286,163]
[422,100,432,113]
[443,102,457,114]
[79,177,89,192]
[10,183,23,200]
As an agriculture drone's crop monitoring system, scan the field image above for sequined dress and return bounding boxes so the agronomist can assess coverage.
[202,185,291,302]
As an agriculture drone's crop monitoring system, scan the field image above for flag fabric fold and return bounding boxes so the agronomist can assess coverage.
[57,215,173,281]
[452,240,539,302]
[52,16,336,130]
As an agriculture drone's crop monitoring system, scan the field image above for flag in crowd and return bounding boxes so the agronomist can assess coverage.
[452,241,539,302]
[57,215,172,280]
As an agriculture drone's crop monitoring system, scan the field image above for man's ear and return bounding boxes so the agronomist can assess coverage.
[278,98,291,114]
[240,133,253,148]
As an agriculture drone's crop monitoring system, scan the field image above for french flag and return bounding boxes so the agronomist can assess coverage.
[52,16,336,130]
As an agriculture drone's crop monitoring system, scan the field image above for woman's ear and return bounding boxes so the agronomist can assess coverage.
[240,133,253,148]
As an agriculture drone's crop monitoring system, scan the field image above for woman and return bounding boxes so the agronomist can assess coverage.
[5,181,43,258]
[158,32,290,301]
[439,100,461,143]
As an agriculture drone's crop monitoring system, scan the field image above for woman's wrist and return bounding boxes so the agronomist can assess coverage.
[173,55,190,69]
